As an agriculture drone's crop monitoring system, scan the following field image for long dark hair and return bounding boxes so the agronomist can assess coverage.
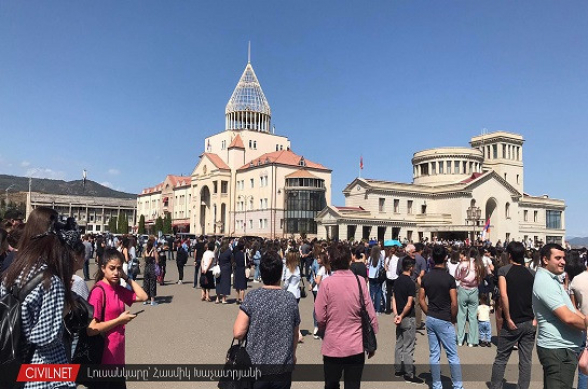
[3,233,76,306]
[95,248,125,283]
[370,246,381,267]
[16,207,58,252]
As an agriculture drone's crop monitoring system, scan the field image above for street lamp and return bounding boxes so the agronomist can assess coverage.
[238,195,253,235]
[466,206,482,245]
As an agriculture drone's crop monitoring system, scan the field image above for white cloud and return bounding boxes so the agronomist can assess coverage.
[108,169,120,175]
[20,161,31,167]
[26,167,66,180]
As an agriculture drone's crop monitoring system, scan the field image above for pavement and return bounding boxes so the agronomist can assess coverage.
[79,258,562,389]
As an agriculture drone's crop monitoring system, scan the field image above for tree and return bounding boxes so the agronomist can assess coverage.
[108,217,118,234]
[118,213,128,234]
[154,216,164,235]
[163,213,172,235]
[138,215,146,234]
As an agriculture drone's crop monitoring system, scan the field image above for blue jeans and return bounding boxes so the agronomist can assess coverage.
[426,316,464,389]
[253,259,261,280]
[368,279,382,313]
[479,320,491,342]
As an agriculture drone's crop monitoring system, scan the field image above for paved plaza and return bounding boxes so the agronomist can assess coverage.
[82,259,552,389]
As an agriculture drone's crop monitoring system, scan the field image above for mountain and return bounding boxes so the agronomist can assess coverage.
[0,174,136,199]
[567,237,588,248]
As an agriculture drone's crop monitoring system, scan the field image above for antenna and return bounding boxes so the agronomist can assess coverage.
[248,41,251,64]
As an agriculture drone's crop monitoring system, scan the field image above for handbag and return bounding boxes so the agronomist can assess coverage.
[245,267,251,279]
[354,273,377,353]
[377,264,387,284]
[154,263,162,277]
[72,286,106,365]
[218,338,254,389]
[200,273,209,286]
[579,346,588,375]
[212,264,221,278]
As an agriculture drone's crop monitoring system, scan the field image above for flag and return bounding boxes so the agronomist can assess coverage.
[360,156,364,170]
[481,218,491,240]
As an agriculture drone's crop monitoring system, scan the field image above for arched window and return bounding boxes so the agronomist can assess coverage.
[505,203,510,219]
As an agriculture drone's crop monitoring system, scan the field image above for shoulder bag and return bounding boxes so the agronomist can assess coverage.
[353,273,377,353]
[72,285,106,365]
[218,337,254,389]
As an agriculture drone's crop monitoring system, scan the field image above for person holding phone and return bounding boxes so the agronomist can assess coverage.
[88,248,148,387]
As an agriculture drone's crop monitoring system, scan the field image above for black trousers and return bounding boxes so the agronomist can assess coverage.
[324,353,365,389]
[253,373,292,389]
[177,261,185,281]
[385,278,395,313]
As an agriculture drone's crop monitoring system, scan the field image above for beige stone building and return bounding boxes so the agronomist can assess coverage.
[316,131,565,246]
[137,60,332,237]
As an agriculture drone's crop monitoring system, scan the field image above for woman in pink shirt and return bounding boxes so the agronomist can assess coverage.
[315,243,378,389]
[454,248,485,347]
[88,249,148,388]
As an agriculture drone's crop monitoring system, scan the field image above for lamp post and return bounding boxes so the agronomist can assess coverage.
[466,206,482,245]
[238,195,253,235]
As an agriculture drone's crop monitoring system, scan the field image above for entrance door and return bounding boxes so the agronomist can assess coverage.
[377,227,386,242]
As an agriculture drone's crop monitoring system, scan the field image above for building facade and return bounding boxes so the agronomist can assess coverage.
[26,192,137,234]
[138,60,332,237]
[316,131,565,245]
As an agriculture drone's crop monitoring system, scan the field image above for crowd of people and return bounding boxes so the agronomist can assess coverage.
[1,208,588,389]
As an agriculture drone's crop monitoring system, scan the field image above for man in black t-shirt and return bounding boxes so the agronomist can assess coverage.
[393,257,424,384]
[490,241,536,389]
[419,245,463,389]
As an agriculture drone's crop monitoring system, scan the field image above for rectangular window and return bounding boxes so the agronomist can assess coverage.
[546,210,562,229]
[248,220,253,230]
[407,200,413,214]
[431,162,436,174]
[221,181,228,194]
[534,211,538,222]
[439,161,444,174]
[493,144,498,159]
[221,140,226,150]
[394,199,399,213]
[524,210,528,221]
[503,144,507,159]
[379,198,385,212]
[253,141,257,149]
[250,178,254,188]
[446,161,452,174]
[213,181,218,194]
[259,219,263,229]
[454,161,460,174]
[249,140,252,148]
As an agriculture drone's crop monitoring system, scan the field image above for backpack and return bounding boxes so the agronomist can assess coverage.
[0,271,46,377]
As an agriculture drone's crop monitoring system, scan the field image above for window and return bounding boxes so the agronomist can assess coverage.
[421,204,427,214]
[431,162,436,174]
[524,210,528,221]
[420,164,429,176]
[493,144,498,159]
[221,181,228,194]
[213,181,218,194]
[506,232,511,242]
[253,141,257,149]
[379,198,385,212]
[394,199,399,213]
[249,140,253,149]
[504,173,507,181]
[249,198,254,211]
[505,203,510,219]
[454,161,460,174]
[407,200,413,214]
[406,230,413,242]
[259,219,263,229]
[439,161,444,174]
[221,140,226,150]
[503,144,507,159]
[250,178,254,188]
[516,174,520,184]
[534,211,538,222]
[95,225,101,232]
[248,220,253,230]
[463,161,467,174]
[446,161,452,174]
[546,210,562,229]
[516,147,520,161]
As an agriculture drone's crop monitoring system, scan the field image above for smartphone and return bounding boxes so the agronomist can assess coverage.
[132,309,145,316]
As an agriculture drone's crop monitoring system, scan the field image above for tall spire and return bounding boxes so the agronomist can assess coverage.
[225,54,272,132]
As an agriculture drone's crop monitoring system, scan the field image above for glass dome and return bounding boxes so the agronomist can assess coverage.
[225,63,272,132]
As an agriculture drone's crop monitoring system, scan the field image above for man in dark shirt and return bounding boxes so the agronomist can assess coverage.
[393,257,424,384]
[490,241,536,389]
[419,245,463,389]
[413,243,427,329]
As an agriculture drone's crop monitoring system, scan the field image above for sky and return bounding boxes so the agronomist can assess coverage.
[0,1,587,236]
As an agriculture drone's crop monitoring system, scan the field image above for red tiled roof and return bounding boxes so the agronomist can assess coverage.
[460,172,484,184]
[202,153,230,170]
[285,169,320,179]
[166,175,190,188]
[228,134,245,149]
[238,150,329,171]
[140,182,164,195]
